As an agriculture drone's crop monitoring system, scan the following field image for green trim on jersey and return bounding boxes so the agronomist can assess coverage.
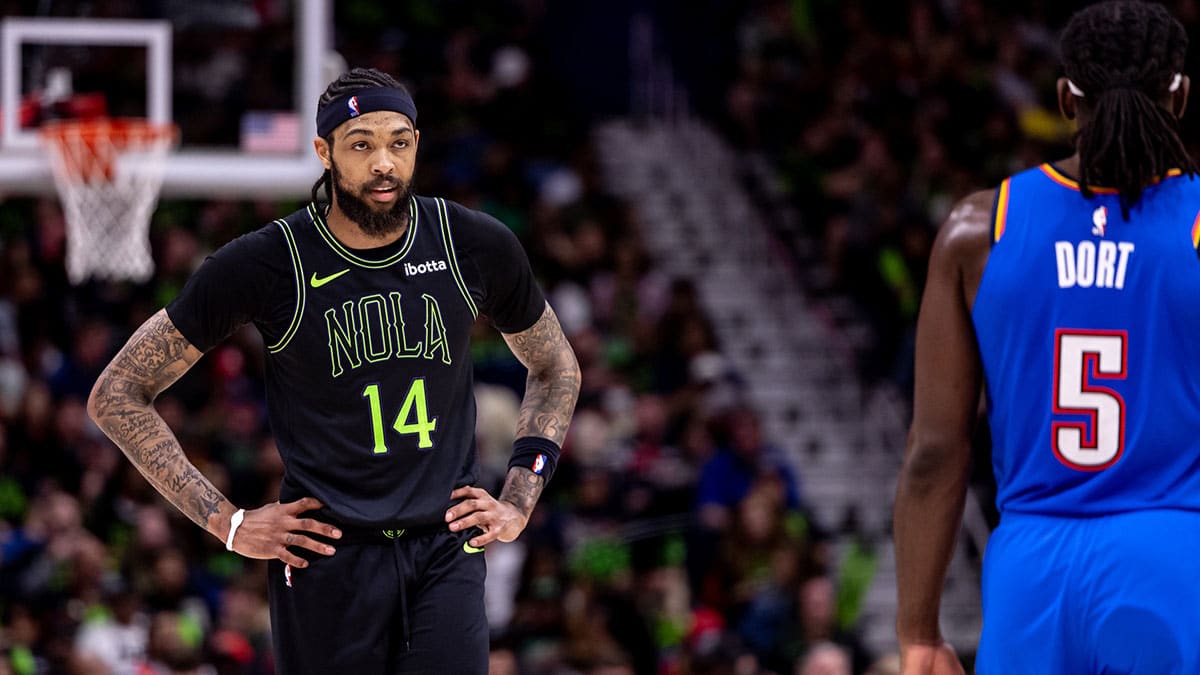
[435,198,479,319]
[268,219,306,353]
[308,199,419,268]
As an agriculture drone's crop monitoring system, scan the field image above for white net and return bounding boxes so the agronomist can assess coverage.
[40,119,177,284]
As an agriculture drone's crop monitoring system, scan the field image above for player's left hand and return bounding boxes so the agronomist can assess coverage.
[445,486,528,547]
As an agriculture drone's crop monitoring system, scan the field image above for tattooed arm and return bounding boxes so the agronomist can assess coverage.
[446,303,580,546]
[88,309,340,566]
[87,310,230,534]
[505,303,580,446]
[500,303,580,507]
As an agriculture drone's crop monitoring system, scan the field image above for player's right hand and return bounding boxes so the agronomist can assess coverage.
[899,641,964,675]
[227,497,342,567]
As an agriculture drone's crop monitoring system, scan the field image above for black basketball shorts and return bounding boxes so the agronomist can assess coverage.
[267,525,488,675]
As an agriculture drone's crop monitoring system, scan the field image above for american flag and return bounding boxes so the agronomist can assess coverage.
[240,111,301,153]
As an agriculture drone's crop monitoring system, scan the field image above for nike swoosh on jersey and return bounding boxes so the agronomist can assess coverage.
[462,541,485,554]
[310,269,349,287]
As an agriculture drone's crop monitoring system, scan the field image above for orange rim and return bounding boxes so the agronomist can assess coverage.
[40,118,178,181]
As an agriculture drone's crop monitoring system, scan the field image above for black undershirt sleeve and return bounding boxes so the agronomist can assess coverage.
[444,201,546,334]
[165,225,293,352]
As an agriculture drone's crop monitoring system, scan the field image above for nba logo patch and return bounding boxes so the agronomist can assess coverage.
[348,96,360,117]
[284,564,293,588]
[1092,206,1107,237]
[532,454,546,475]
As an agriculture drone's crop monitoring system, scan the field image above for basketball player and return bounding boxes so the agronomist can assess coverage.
[894,3,1200,673]
[87,68,580,674]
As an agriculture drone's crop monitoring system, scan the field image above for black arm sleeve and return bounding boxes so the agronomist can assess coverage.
[165,225,293,351]
[445,201,546,334]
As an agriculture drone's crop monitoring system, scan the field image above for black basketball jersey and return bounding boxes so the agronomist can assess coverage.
[167,196,545,528]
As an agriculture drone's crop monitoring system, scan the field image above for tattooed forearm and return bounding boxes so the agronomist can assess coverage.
[503,304,581,446]
[113,420,225,531]
[88,310,234,538]
[111,312,195,382]
[138,439,177,476]
[496,306,576,522]
[499,467,545,519]
[166,464,204,493]
[105,410,163,449]
[184,477,224,526]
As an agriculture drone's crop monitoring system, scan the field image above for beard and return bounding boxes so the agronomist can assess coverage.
[330,162,413,238]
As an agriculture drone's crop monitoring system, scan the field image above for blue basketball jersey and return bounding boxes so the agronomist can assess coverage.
[973,163,1200,516]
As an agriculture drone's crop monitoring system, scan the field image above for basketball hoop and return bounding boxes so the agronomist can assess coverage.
[40,118,178,284]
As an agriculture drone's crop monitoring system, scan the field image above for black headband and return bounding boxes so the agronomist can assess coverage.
[316,87,418,138]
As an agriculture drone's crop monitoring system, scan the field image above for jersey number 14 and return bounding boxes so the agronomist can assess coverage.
[1052,330,1126,471]
[361,379,437,453]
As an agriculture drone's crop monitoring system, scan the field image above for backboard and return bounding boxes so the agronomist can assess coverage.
[0,0,329,198]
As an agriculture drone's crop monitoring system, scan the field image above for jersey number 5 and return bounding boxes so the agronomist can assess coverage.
[362,379,438,453]
[1052,330,1127,471]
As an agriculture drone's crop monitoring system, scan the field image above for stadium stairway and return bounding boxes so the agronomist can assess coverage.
[592,119,984,658]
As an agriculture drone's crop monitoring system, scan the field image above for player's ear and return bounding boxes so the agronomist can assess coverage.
[1057,77,1077,121]
[1172,75,1190,120]
[314,137,332,170]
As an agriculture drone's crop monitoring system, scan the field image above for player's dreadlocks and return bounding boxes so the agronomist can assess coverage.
[311,68,409,205]
[1061,1,1197,217]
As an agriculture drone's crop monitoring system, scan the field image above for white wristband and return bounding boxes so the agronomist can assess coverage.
[225,509,245,552]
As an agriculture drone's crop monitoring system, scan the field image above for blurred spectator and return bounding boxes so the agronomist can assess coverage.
[2,488,101,604]
[865,654,901,675]
[488,643,519,675]
[137,611,215,675]
[207,574,271,675]
[47,319,111,402]
[137,548,211,636]
[727,485,807,671]
[795,641,852,675]
[73,585,149,675]
[778,576,872,675]
[696,407,803,531]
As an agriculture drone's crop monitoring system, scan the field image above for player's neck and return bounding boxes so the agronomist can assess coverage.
[1055,154,1082,179]
[324,204,410,250]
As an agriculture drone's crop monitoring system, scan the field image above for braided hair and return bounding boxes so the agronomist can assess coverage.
[311,68,409,205]
[1061,0,1197,217]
